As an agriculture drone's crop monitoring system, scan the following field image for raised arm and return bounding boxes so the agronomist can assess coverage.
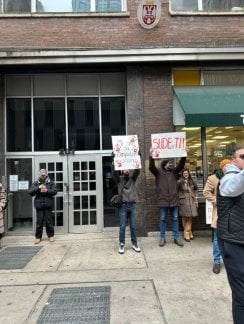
[149,148,159,177]
[174,157,186,174]
[112,163,121,184]
[220,170,244,197]
[132,168,140,181]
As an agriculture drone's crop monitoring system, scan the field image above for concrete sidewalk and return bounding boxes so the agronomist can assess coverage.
[0,231,232,324]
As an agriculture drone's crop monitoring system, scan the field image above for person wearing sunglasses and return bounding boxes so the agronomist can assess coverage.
[217,147,244,324]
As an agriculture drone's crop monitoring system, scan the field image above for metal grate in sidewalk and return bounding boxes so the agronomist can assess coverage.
[0,246,42,269]
[37,286,111,324]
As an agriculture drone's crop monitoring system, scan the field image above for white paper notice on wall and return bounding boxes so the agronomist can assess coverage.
[151,132,187,159]
[112,135,141,171]
[9,175,18,192]
[205,200,213,225]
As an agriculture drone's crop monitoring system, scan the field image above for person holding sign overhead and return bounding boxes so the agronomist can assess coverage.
[111,135,141,254]
[149,147,186,247]
[112,164,141,254]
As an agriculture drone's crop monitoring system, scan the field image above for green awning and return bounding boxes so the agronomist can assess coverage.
[173,86,244,127]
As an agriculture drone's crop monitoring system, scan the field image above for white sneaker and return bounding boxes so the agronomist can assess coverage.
[132,244,141,253]
[119,243,125,254]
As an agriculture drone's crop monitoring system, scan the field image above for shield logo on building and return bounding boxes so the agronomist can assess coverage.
[137,0,161,29]
[142,4,157,25]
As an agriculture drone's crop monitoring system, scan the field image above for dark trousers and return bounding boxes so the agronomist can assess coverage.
[218,237,244,324]
[35,209,54,239]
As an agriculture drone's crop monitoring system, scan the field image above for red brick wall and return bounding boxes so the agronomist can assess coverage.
[129,64,210,235]
[0,1,244,48]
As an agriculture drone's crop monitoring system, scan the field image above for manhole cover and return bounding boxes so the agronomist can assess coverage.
[37,286,111,324]
[0,246,42,269]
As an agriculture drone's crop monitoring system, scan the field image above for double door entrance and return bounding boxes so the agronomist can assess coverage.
[6,154,108,234]
[35,154,103,233]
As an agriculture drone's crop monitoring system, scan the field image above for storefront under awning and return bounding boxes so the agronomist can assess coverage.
[173,86,244,126]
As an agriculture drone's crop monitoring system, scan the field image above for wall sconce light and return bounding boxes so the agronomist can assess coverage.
[59,149,65,155]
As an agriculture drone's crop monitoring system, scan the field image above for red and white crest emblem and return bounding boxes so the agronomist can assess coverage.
[137,0,161,29]
[142,5,157,25]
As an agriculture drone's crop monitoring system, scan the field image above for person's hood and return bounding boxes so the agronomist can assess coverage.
[214,169,224,180]
[225,163,240,173]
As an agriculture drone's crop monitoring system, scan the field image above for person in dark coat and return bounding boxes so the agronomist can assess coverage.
[217,147,244,323]
[28,169,57,244]
[149,148,186,247]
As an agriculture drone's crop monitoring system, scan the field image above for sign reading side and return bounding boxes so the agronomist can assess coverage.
[112,135,141,170]
[151,132,187,159]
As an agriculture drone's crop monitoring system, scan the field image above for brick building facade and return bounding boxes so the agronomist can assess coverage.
[0,0,243,236]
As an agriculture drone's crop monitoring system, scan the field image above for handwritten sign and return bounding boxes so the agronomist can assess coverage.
[151,132,187,158]
[205,200,213,225]
[112,135,141,170]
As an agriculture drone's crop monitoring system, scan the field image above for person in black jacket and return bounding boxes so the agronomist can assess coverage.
[29,169,57,244]
[217,147,244,324]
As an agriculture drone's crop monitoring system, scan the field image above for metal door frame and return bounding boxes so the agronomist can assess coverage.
[34,154,103,234]
[68,154,103,233]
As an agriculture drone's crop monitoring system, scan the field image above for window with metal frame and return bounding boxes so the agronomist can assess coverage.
[1,0,125,13]
[5,73,126,152]
[170,0,244,13]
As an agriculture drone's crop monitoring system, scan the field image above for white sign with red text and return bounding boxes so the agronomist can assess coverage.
[151,132,187,159]
[205,200,213,225]
[112,135,141,170]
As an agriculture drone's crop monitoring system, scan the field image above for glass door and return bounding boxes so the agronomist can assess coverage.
[6,158,33,233]
[68,155,103,233]
[35,155,68,233]
[34,154,103,233]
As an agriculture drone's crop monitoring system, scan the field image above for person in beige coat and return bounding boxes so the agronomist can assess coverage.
[203,159,230,274]
[177,169,198,242]
[0,183,7,246]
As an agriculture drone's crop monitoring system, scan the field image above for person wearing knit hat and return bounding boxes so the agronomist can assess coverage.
[203,158,230,274]
[219,159,230,170]
[149,147,186,247]
[39,169,48,177]
[161,159,171,169]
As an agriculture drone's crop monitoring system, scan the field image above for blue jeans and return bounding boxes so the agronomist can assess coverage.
[159,207,179,240]
[119,203,137,246]
[218,237,244,324]
[212,229,221,264]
